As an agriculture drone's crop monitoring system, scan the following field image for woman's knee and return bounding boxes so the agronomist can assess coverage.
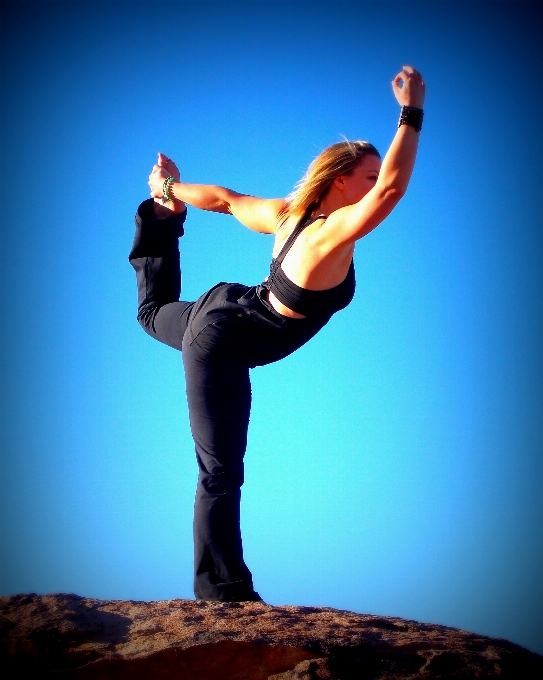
[137,301,192,350]
[199,469,244,495]
[136,303,159,335]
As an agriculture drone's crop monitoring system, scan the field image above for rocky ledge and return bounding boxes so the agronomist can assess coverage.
[1,593,542,679]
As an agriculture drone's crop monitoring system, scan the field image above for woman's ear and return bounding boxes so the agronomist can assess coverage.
[333,175,347,191]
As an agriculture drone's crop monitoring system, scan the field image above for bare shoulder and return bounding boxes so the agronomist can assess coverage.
[260,198,287,233]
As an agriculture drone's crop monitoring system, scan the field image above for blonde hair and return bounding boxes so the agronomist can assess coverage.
[278,140,380,228]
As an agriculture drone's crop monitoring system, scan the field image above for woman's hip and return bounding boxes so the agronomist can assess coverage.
[184,283,328,367]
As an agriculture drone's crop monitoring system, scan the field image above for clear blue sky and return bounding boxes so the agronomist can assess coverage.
[1,0,542,655]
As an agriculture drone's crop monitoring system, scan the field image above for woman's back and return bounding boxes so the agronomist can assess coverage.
[271,214,355,289]
[265,213,356,318]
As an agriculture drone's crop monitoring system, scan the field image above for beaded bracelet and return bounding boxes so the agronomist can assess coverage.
[398,106,424,132]
[162,176,176,203]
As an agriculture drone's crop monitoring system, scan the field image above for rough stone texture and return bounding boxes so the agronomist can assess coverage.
[1,593,542,679]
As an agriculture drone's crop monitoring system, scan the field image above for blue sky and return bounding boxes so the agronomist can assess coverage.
[1,0,542,655]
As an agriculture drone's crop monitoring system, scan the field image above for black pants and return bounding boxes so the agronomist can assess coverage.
[129,200,329,601]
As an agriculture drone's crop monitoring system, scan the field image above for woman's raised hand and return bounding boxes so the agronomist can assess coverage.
[392,66,425,109]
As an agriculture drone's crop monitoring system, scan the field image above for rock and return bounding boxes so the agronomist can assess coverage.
[1,593,542,679]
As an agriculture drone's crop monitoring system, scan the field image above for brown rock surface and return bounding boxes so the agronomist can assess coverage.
[1,593,541,679]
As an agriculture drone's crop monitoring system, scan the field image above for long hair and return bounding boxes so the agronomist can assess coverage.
[277,140,380,228]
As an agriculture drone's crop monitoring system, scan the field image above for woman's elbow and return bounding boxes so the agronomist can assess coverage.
[370,187,404,219]
[382,185,406,203]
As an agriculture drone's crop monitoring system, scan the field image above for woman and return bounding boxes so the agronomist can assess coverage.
[129,66,425,602]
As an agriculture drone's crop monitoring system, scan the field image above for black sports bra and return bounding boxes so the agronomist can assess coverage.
[263,214,356,317]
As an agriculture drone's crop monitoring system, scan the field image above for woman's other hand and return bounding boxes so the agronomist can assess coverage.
[392,66,425,109]
[157,152,180,181]
[148,153,186,214]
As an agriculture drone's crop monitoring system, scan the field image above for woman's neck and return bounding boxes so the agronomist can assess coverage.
[313,189,345,217]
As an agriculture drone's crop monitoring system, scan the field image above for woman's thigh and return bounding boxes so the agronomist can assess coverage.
[182,330,251,482]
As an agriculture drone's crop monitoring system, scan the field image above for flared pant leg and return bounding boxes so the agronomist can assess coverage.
[182,326,258,601]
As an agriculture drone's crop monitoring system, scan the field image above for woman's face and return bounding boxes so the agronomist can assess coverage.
[340,154,382,206]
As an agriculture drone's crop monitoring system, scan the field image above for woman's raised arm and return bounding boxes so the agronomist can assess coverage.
[148,154,283,234]
[320,66,425,248]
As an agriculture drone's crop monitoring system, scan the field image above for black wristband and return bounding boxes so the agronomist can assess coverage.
[398,106,423,132]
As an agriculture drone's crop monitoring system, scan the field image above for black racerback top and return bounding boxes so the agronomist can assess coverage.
[262,213,356,317]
